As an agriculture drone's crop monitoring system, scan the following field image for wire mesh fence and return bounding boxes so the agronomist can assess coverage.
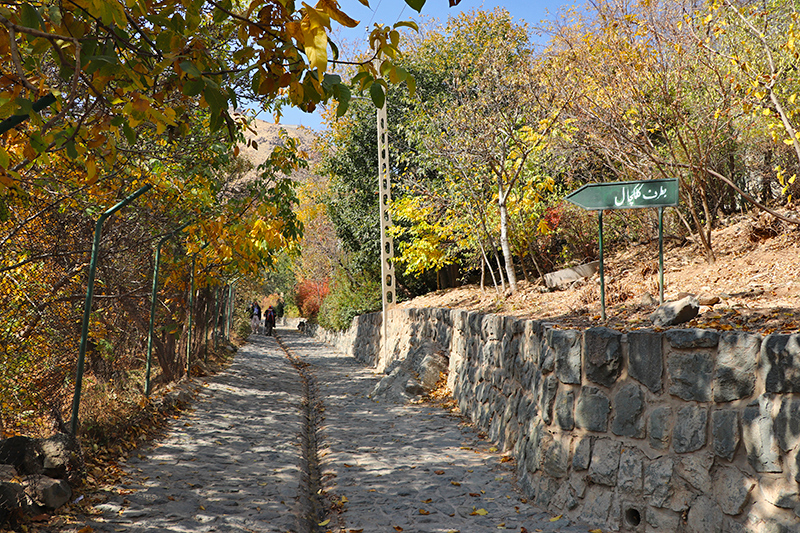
[0,200,239,442]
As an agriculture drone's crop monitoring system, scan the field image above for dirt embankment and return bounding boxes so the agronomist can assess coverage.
[398,211,800,334]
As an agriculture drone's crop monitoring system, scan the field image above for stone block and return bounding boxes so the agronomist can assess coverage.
[550,480,578,511]
[775,397,800,453]
[588,438,622,486]
[645,506,680,531]
[482,314,504,341]
[649,406,672,451]
[525,423,545,474]
[542,438,569,479]
[575,386,610,432]
[583,327,623,387]
[644,457,674,508]
[618,446,644,493]
[541,374,558,425]
[668,351,713,402]
[532,473,560,509]
[685,495,724,533]
[666,328,720,349]
[712,409,740,462]
[554,389,574,431]
[549,329,581,384]
[742,396,782,473]
[712,466,754,516]
[538,336,555,374]
[760,479,799,510]
[627,330,663,393]
[714,332,759,402]
[676,453,712,494]
[761,334,800,393]
[481,339,502,369]
[673,405,708,454]
[572,436,592,471]
[582,486,614,525]
[612,382,645,438]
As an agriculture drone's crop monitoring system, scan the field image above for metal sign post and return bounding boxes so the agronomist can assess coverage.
[377,101,396,362]
[566,178,679,319]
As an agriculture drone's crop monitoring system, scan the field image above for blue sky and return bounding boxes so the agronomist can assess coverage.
[267,0,573,129]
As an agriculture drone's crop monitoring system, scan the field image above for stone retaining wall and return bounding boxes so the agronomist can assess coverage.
[315,307,800,532]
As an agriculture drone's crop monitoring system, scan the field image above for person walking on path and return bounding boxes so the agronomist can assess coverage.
[250,300,262,334]
[264,305,276,336]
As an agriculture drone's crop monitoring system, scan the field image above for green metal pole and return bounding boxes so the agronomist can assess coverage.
[658,206,665,304]
[227,282,236,341]
[187,255,196,377]
[145,238,166,397]
[599,210,606,321]
[213,286,221,354]
[0,94,56,134]
[145,222,190,397]
[71,184,151,435]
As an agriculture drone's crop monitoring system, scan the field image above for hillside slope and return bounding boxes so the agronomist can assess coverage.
[398,210,800,334]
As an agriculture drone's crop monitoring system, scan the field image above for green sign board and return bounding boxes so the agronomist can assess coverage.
[566,178,678,211]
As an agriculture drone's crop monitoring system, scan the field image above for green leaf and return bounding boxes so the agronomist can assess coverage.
[330,39,340,61]
[203,86,227,114]
[406,74,416,97]
[404,0,425,13]
[184,78,204,98]
[180,61,202,78]
[123,123,136,145]
[20,3,43,30]
[65,139,78,159]
[30,132,46,153]
[369,82,385,109]
[336,84,351,117]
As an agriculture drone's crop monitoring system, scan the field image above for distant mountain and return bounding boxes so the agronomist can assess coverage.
[237,118,320,184]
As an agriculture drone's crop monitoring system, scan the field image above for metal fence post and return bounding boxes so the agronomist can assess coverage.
[145,222,190,397]
[70,184,151,435]
[187,255,196,377]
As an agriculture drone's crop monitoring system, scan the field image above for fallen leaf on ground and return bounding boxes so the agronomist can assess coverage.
[434,470,445,475]
[393,527,403,532]
[419,509,430,515]
[422,498,432,503]
[451,481,461,486]
[318,519,330,526]
[470,507,489,516]
[469,493,480,497]
[77,528,94,533]
[348,529,364,533]
[549,514,562,522]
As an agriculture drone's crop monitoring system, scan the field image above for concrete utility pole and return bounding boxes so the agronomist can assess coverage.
[376,99,396,360]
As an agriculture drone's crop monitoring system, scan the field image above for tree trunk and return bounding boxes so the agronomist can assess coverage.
[497,191,518,293]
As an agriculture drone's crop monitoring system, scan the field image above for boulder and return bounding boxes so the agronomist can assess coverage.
[651,296,699,327]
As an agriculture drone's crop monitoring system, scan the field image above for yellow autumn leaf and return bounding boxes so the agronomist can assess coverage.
[419,509,430,515]
[549,514,562,522]
[318,519,330,526]
[316,0,359,28]
[300,3,330,72]
[589,529,603,533]
[470,507,489,516]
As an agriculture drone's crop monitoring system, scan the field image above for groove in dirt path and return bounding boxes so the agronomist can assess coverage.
[47,328,592,533]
